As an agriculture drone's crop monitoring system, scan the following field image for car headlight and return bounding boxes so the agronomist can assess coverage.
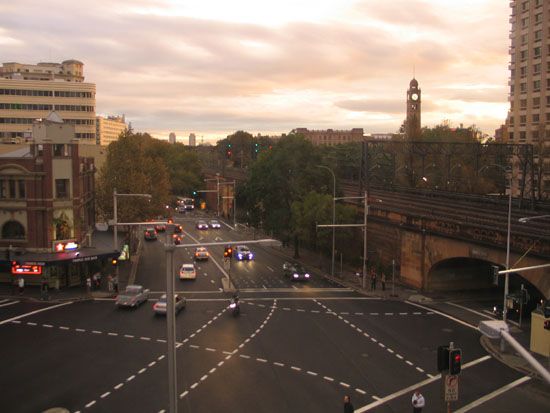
[305,273,310,278]
[238,253,243,259]
[293,273,299,278]
[249,253,253,259]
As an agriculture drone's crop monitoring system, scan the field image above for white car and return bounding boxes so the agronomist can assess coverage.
[194,247,209,261]
[234,245,254,261]
[153,294,186,315]
[179,263,197,280]
[209,220,221,229]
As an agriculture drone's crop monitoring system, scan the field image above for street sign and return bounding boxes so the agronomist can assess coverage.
[445,374,459,401]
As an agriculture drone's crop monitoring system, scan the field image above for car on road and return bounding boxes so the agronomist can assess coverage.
[174,224,183,233]
[144,227,157,241]
[196,220,209,230]
[153,294,186,315]
[173,234,182,245]
[283,261,311,281]
[155,223,166,232]
[209,220,221,229]
[234,245,253,261]
[116,285,150,308]
[177,206,186,213]
[179,263,197,280]
[194,247,209,261]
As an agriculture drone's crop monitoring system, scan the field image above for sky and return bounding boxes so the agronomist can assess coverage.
[0,0,511,143]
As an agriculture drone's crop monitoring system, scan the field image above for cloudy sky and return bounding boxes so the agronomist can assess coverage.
[0,0,510,142]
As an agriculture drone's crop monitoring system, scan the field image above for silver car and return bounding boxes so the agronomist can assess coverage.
[153,294,186,315]
[116,285,150,308]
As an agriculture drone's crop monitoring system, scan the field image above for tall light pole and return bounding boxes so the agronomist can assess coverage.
[479,164,512,324]
[317,165,336,278]
[165,231,177,413]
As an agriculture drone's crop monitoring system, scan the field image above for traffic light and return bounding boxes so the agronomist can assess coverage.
[226,150,232,158]
[449,348,462,375]
[254,143,259,153]
[223,245,233,258]
[111,258,118,266]
[437,345,449,372]
[192,190,197,196]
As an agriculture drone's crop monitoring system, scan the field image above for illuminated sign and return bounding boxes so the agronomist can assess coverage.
[11,262,43,275]
[53,240,79,252]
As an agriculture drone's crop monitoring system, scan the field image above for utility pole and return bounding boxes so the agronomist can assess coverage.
[165,233,177,413]
[362,191,368,289]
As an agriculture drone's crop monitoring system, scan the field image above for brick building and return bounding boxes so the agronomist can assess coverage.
[292,128,364,146]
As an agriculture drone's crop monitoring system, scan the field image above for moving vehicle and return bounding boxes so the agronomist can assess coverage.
[283,261,311,281]
[194,247,209,261]
[209,220,221,229]
[144,227,157,241]
[179,263,197,280]
[229,293,240,316]
[234,245,253,261]
[153,294,186,315]
[155,223,166,232]
[173,234,182,245]
[174,224,183,233]
[116,285,150,308]
[177,197,195,211]
[196,220,209,230]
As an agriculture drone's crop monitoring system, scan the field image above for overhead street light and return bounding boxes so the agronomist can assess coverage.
[316,165,336,278]
[479,164,513,324]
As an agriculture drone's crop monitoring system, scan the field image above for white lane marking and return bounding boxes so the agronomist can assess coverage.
[100,392,111,399]
[217,361,225,367]
[405,301,477,330]
[356,389,367,395]
[76,328,85,332]
[324,376,334,382]
[209,368,217,374]
[396,354,404,359]
[0,301,72,325]
[200,375,208,381]
[267,266,274,272]
[190,382,199,389]
[157,339,167,343]
[138,368,146,374]
[240,354,250,359]
[0,299,9,304]
[59,326,70,330]
[148,361,156,367]
[307,371,318,376]
[124,334,134,338]
[274,362,284,367]
[179,390,189,399]
[85,400,96,408]
[108,332,118,336]
[454,376,531,413]
[92,330,102,334]
[10,320,21,324]
[205,347,216,352]
[256,358,267,363]
[340,382,351,388]
[446,301,495,320]
[190,345,199,349]
[355,355,492,412]
[372,396,381,401]
[0,300,19,308]
[416,367,424,373]
[43,324,53,328]
[126,375,135,382]
[114,383,124,390]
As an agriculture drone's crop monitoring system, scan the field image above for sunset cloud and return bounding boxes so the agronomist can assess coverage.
[0,0,510,141]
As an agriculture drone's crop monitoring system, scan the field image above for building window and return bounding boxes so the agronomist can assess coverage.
[509,132,514,140]
[520,66,527,77]
[1,220,25,239]
[534,47,541,58]
[533,130,539,140]
[0,180,7,198]
[521,34,528,45]
[535,13,542,24]
[521,1,529,12]
[534,80,540,91]
[520,99,527,109]
[534,97,540,108]
[520,83,527,93]
[520,115,527,125]
[8,179,16,198]
[535,30,542,41]
[533,114,540,123]
[520,131,526,140]
[534,63,541,74]
[535,0,542,7]
[547,113,550,122]
[522,17,529,28]
[520,50,528,61]
[55,179,70,199]
[18,180,25,198]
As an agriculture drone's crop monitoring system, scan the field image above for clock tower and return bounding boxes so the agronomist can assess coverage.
[405,78,421,140]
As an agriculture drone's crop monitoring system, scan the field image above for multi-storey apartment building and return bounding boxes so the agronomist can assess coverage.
[96,115,127,146]
[507,0,550,195]
[0,60,96,144]
[292,128,364,146]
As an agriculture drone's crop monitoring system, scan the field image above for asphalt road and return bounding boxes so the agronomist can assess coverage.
[1,212,548,412]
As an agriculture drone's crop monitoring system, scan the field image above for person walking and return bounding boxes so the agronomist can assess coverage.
[343,395,354,413]
[86,277,92,296]
[381,272,386,291]
[411,390,425,413]
[113,275,119,294]
[370,269,377,291]
[18,276,24,295]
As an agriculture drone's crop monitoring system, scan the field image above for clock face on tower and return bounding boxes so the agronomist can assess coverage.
[411,93,419,101]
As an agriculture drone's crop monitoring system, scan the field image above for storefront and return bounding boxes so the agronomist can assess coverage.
[5,248,119,289]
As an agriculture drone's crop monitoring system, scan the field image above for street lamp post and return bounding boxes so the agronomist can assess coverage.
[479,164,513,324]
[317,166,336,278]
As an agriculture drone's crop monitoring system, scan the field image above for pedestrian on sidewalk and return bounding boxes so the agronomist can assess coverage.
[41,278,49,301]
[381,272,386,291]
[113,275,119,294]
[411,390,425,413]
[86,277,91,295]
[18,276,24,295]
[370,269,377,291]
[107,275,113,293]
[343,395,354,413]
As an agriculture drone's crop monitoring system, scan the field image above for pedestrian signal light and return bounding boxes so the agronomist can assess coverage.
[449,349,462,375]
[437,345,449,372]
[111,258,118,266]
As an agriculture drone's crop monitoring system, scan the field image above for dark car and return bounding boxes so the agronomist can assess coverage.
[174,224,183,233]
[144,227,157,241]
[283,262,311,281]
[492,291,538,321]
[155,224,166,232]
[173,234,182,245]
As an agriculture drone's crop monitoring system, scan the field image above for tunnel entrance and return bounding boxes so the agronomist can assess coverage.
[428,257,495,291]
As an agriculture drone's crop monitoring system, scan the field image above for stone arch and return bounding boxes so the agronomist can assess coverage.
[2,220,25,239]
[427,257,496,291]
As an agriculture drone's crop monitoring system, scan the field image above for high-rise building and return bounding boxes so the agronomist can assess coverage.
[96,115,127,146]
[292,128,364,146]
[405,78,421,140]
[507,0,550,195]
[169,132,176,144]
[0,60,96,144]
[189,133,196,146]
